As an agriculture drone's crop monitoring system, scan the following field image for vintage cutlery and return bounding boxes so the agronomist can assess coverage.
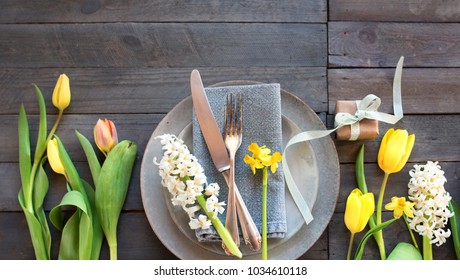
[190,69,261,252]
[223,93,243,249]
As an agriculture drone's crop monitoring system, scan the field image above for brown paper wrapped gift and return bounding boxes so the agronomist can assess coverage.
[334,100,379,141]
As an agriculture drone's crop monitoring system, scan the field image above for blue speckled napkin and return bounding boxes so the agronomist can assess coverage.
[192,83,286,241]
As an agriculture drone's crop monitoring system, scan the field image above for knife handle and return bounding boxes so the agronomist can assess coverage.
[222,170,262,251]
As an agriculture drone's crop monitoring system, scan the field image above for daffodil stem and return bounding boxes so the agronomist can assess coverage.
[376,172,389,260]
[262,167,268,260]
[403,215,419,249]
[423,235,432,260]
[347,232,355,260]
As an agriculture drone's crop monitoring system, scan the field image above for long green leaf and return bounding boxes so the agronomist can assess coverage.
[54,136,86,196]
[33,157,51,257]
[96,140,137,259]
[18,104,31,197]
[18,190,49,260]
[75,130,101,187]
[50,190,89,230]
[449,199,460,259]
[355,145,377,227]
[33,84,47,162]
[355,218,398,260]
[82,179,103,260]
[58,212,80,260]
[79,211,93,260]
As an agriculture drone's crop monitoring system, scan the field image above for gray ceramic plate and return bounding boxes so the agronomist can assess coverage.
[140,81,340,259]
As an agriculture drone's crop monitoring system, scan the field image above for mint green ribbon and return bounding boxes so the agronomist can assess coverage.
[282,56,405,225]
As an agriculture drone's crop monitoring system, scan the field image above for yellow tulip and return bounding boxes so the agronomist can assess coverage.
[344,189,375,233]
[94,118,118,156]
[47,138,66,176]
[378,128,415,174]
[52,74,71,111]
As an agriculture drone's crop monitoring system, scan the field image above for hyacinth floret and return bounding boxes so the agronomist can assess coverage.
[154,134,225,230]
[407,161,453,246]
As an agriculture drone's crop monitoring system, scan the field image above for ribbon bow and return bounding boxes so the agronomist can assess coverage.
[283,56,405,225]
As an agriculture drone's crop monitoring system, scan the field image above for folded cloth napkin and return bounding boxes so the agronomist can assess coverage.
[192,83,287,242]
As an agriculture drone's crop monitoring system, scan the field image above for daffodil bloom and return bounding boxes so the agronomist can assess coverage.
[52,74,71,111]
[375,128,415,259]
[385,196,415,219]
[244,142,282,260]
[378,128,415,174]
[94,119,118,156]
[344,188,375,260]
[47,138,66,176]
[243,154,264,174]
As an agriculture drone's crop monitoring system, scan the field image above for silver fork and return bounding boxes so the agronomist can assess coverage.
[223,93,243,252]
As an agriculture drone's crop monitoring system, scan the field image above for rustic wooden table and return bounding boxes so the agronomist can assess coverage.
[1,1,459,260]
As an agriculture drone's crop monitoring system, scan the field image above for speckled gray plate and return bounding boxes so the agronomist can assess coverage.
[140,81,340,259]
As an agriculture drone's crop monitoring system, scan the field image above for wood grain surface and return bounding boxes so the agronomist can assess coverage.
[1,0,458,260]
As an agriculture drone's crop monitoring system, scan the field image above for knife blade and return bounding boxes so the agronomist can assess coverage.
[190,69,230,172]
[190,69,261,251]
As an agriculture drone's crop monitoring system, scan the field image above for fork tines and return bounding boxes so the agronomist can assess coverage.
[225,93,243,137]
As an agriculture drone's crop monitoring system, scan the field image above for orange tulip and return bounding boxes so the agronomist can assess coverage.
[94,119,118,156]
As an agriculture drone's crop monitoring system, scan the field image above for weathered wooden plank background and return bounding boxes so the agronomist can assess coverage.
[0,0,458,260]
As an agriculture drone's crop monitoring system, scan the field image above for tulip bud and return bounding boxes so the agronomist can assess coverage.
[378,128,415,174]
[52,74,71,111]
[47,138,66,176]
[344,189,375,233]
[94,119,118,156]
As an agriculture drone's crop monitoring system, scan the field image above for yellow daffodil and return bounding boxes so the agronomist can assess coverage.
[244,142,282,260]
[344,189,375,234]
[378,128,415,174]
[248,143,271,161]
[47,138,66,176]
[385,196,415,219]
[94,118,118,156]
[265,151,282,173]
[243,154,263,174]
[52,74,71,111]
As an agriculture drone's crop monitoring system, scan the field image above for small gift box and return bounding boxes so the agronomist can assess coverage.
[334,100,379,141]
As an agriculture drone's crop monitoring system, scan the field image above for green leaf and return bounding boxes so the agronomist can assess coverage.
[58,211,80,260]
[50,190,89,231]
[33,84,48,163]
[78,210,93,260]
[76,130,101,187]
[355,145,377,227]
[355,218,398,260]
[33,157,51,256]
[449,199,460,259]
[18,104,31,196]
[18,189,49,260]
[387,242,422,260]
[54,136,85,195]
[82,179,103,260]
[96,140,137,259]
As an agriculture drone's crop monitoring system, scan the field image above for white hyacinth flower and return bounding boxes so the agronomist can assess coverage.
[407,161,453,246]
[153,134,225,230]
[189,214,212,230]
[206,195,226,219]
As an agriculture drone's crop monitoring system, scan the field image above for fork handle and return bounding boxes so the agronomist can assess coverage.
[222,169,262,251]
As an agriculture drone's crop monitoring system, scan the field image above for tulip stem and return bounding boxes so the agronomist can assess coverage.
[26,110,64,213]
[376,172,389,260]
[347,232,355,260]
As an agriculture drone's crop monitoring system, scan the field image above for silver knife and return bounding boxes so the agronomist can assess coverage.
[190,69,261,251]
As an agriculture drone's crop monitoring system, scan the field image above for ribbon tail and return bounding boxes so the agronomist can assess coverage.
[393,56,404,119]
[282,128,338,225]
